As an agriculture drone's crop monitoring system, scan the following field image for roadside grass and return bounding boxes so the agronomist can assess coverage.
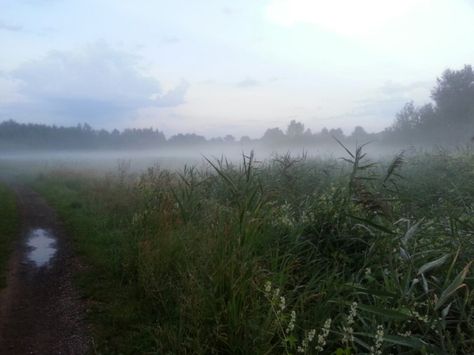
[0,183,19,288]
[34,174,157,353]
[33,147,474,354]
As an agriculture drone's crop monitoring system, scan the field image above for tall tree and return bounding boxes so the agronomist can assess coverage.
[432,65,474,127]
[286,120,305,138]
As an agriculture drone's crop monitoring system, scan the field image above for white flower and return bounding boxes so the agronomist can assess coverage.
[412,310,429,323]
[286,310,296,334]
[315,318,331,353]
[342,302,358,345]
[370,325,384,355]
[264,281,272,294]
[273,288,280,299]
[342,326,354,344]
[299,338,309,353]
[323,318,332,333]
[279,296,286,312]
[347,302,358,325]
[398,330,411,337]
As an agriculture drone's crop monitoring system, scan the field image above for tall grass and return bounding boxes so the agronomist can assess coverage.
[34,147,474,354]
[0,183,18,288]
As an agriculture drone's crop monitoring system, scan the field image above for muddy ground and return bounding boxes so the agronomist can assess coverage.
[0,185,90,354]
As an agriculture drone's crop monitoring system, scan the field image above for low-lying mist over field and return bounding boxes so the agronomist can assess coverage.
[0,143,409,173]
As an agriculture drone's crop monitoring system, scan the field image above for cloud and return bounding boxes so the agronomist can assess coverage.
[156,80,189,106]
[344,79,432,120]
[0,20,23,32]
[0,43,188,125]
[352,97,409,118]
[319,79,433,132]
[379,80,431,97]
[236,78,260,88]
[315,96,407,133]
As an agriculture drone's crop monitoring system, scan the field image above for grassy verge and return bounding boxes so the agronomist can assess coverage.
[33,148,474,354]
[34,175,157,353]
[0,183,19,288]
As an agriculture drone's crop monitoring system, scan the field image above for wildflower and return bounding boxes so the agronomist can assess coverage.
[315,318,331,353]
[348,302,358,325]
[300,339,308,352]
[286,310,296,334]
[264,281,272,294]
[278,202,295,227]
[273,288,280,299]
[342,326,354,344]
[342,303,357,345]
[412,310,429,323]
[398,330,411,337]
[279,296,286,312]
[370,325,384,355]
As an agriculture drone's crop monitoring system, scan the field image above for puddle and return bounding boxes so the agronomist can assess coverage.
[26,228,57,267]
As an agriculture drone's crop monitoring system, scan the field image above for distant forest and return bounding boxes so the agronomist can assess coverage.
[1,66,473,150]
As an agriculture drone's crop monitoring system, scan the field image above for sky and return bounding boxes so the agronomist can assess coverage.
[1,0,474,138]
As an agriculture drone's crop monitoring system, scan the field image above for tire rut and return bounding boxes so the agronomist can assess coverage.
[0,185,90,354]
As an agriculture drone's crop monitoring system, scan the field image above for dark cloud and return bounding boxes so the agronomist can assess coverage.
[0,20,23,32]
[236,78,260,88]
[0,43,188,125]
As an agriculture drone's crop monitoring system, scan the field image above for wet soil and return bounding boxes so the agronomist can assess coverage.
[0,185,90,354]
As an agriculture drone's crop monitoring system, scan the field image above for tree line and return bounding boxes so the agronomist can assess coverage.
[1,65,473,150]
[385,65,474,145]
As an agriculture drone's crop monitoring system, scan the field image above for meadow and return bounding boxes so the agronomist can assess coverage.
[28,145,474,354]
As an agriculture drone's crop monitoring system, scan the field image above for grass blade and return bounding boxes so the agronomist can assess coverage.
[435,261,472,310]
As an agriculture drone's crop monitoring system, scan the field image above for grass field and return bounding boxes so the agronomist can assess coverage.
[34,146,474,354]
[0,184,19,288]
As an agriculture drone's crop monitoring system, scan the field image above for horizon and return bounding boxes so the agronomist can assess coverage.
[1,0,474,138]
[0,118,377,140]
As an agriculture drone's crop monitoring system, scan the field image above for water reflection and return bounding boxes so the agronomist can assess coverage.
[26,228,57,267]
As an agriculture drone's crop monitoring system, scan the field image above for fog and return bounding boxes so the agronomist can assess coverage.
[2,63,473,175]
[0,142,441,183]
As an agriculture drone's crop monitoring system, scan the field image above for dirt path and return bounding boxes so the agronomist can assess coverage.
[0,185,90,354]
